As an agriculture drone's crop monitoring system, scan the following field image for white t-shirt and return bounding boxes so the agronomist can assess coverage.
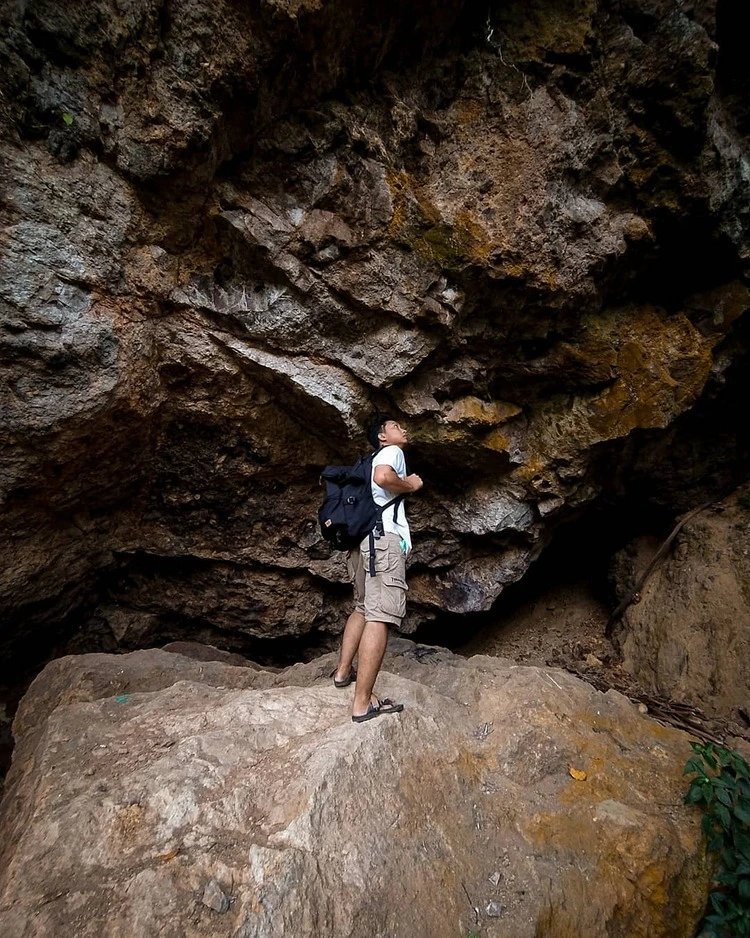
[371,445,411,553]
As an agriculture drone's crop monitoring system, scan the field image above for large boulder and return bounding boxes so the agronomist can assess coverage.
[0,642,710,937]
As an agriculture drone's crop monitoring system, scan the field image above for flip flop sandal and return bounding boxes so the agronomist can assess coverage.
[352,697,404,723]
[330,667,356,688]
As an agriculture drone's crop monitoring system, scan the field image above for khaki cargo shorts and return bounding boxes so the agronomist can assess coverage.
[346,532,408,626]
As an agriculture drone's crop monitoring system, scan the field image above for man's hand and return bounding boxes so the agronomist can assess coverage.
[405,473,423,492]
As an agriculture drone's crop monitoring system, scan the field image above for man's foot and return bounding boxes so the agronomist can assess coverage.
[352,696,404,723]
[330,667,356,688]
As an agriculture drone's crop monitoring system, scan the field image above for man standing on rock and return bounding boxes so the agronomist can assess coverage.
[332,415,423,722]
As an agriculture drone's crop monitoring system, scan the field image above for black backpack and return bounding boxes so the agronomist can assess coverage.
[318,453,404,566]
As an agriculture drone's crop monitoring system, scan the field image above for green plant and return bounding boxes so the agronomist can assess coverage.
[61,111,74,126]
[684,742,750,936]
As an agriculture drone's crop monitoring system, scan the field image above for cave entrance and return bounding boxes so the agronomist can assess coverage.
[413,496,675,674]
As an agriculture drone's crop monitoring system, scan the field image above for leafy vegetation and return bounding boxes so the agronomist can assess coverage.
[684,742,750,936]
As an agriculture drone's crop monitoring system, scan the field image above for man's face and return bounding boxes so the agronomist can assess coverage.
[379,420,408,447]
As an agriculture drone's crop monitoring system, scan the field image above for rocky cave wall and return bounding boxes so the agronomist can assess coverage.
[1,0,750,672]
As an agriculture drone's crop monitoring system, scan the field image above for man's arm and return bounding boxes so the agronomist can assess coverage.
[373,465,423,493]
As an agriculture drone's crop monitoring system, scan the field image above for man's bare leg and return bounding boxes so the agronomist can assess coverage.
[352,619,389,716]
[334,611,365,682]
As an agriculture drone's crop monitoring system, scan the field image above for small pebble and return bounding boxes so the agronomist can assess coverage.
[202,879,230,914]
[638,703,649,714]
[486,900,505,917]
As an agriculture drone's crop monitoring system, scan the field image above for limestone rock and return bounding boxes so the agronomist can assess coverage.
[0,642,710,937]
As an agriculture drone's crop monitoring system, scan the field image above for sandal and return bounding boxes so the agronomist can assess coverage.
[330,667,356,688]
[352,696,404,723]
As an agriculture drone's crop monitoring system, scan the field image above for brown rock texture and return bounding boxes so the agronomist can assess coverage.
[0,641,711,937]
[1,0,750,652]
[612,482,750,718]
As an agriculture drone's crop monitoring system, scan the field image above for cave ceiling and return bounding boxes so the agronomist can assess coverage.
[1,0,749,655]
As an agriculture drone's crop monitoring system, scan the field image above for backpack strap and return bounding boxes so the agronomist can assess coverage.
[368,530,376,578]
[368,494,406,577]
[392,497,402,525]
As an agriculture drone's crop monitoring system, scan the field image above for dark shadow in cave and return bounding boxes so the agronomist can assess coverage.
[610,224,742,312]
[0,594,342,785]
[409,495,676,654]
[716,0,750,126]
[105,611,341,670]
[0,603,103,789]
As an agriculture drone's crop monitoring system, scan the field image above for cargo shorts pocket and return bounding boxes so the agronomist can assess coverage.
[381,573,408,620]
[370,539,392,574]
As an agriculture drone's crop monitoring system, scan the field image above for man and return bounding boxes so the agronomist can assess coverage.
[332,415,423,722]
